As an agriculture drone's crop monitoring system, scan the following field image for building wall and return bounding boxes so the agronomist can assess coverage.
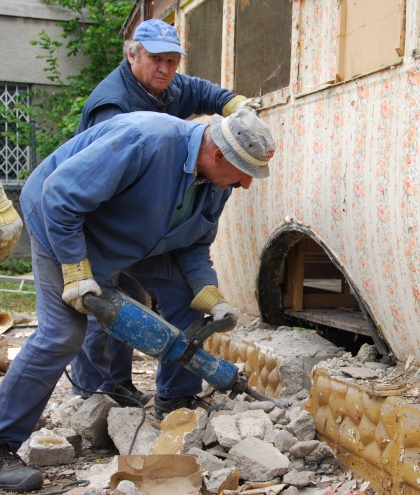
[0,0,88,85]
[173,0,420,362]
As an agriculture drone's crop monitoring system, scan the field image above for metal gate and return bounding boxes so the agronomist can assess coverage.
[0,84,33,187]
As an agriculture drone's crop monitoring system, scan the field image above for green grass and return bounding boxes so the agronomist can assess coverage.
[0,282,36,313]
[0,258,36,313]
[293,327,316,333]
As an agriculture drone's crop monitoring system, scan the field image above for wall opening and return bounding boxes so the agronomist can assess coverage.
[257,223,391,358]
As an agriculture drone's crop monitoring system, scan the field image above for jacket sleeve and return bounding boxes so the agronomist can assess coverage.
[171,189,231,290]
[175,74,236,119]
[41,122,145,264]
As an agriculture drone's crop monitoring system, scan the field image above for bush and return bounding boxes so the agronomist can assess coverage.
[0,259,33,276]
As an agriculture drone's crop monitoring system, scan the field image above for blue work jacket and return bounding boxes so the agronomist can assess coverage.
[77,60,235,133]
[21,112,231,287]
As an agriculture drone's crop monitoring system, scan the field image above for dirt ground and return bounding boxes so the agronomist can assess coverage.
[1,320,159,494]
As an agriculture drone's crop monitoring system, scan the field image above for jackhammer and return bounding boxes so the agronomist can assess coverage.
[83,288,285,409]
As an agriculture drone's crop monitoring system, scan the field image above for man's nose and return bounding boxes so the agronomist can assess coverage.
[158,61,170,74]
[240,176,253,189]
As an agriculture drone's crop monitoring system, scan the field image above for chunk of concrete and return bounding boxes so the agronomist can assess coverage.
[248,401,275,413]
[233,401,251,414]
[203,410,231,446]
[212,414,241,449]
[305,442,339,465]
[238,416,265,440]
[283,469,315,488]
[274,430,296,453]
[152,407,208,455]
[268,407,287,424]
[357,343,378,361]
[282,486,300,495]
[204,467,240,494]
[53,427,82,455]
[108,408,159,455]
[206,445,228,458]
[188,447,225,473]
[286,411,316,441]
[51,397,85,428]
[289,457,306,472]
[113,480,144,495]
[225,437,290,481]
[71,394,119,447]
[289,440,320,458]
[18,429,74,466]
[240,409,274,442]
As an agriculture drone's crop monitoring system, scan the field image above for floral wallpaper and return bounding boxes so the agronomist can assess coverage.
[180,0,420,362]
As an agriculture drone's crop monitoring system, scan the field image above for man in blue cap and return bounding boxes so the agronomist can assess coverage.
[73,18,261,410]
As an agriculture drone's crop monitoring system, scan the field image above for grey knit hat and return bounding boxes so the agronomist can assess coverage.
[211,109,275,178]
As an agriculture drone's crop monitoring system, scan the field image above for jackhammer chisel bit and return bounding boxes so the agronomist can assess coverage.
[83,288,286,409]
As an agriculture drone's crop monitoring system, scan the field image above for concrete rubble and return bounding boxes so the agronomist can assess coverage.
[2,317,395,494]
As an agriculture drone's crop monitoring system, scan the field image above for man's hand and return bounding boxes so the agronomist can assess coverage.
[0,185,23,263]
[237,97,262,113]
[62,259,102,314]
[191,285,239,331]
[222,95,262,117]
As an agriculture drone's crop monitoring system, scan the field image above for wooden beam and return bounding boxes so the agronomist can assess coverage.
[292,238,307,311]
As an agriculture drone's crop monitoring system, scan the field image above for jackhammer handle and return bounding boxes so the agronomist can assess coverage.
[82,291,122,324]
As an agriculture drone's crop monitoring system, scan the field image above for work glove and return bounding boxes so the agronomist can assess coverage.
[222,95,262,117]
[62,258,102,314]
[191,285,239,331]
[0,185,23,263]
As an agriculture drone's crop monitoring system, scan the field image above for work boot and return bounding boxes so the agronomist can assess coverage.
[154,395,210,421]
[0,442,43,492]
[113,380,153,407]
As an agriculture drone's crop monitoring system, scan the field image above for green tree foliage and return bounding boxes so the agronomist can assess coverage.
[9,0,132,159]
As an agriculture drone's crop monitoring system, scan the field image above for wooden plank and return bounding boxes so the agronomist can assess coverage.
[336,0,347,82]
[292,239,307,311]
[284,247,294,296]
[284,308,371,336]
[395,0,406,56]
[337,0,402,81]
[283,292,359,309]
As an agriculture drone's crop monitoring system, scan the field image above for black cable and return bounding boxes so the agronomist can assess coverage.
[64,369,147,454]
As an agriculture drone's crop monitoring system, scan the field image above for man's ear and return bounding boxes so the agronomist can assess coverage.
[214,148,224,163]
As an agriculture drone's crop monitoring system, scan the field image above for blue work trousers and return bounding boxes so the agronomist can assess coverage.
[0,231,202,452]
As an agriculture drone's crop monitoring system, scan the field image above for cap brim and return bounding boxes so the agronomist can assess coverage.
[211,117,270,179]
[141,40,186,56]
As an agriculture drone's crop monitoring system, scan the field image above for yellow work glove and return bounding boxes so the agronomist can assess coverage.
[190,285,239,331]
[62,258,102,314]
[0,186,23,263]
[222,95,262,117]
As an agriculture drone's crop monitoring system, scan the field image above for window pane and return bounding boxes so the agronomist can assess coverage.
[234,0,292,96]
[185,0,224,85]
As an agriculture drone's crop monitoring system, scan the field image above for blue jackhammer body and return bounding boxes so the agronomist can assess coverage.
[83,288,284,407]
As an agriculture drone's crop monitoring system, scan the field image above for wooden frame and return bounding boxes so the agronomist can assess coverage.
[336,0,406,82]
[282,238,359,311]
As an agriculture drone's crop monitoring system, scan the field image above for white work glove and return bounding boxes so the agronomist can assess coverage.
[211,301,240,321]
[191,285,239,331]
[0,184,23,263]
[62,258,102,314]
[237,96,262,113]
[222,95,262,117]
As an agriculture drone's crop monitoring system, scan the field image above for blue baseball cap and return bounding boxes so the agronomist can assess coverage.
[133,19,186,56]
